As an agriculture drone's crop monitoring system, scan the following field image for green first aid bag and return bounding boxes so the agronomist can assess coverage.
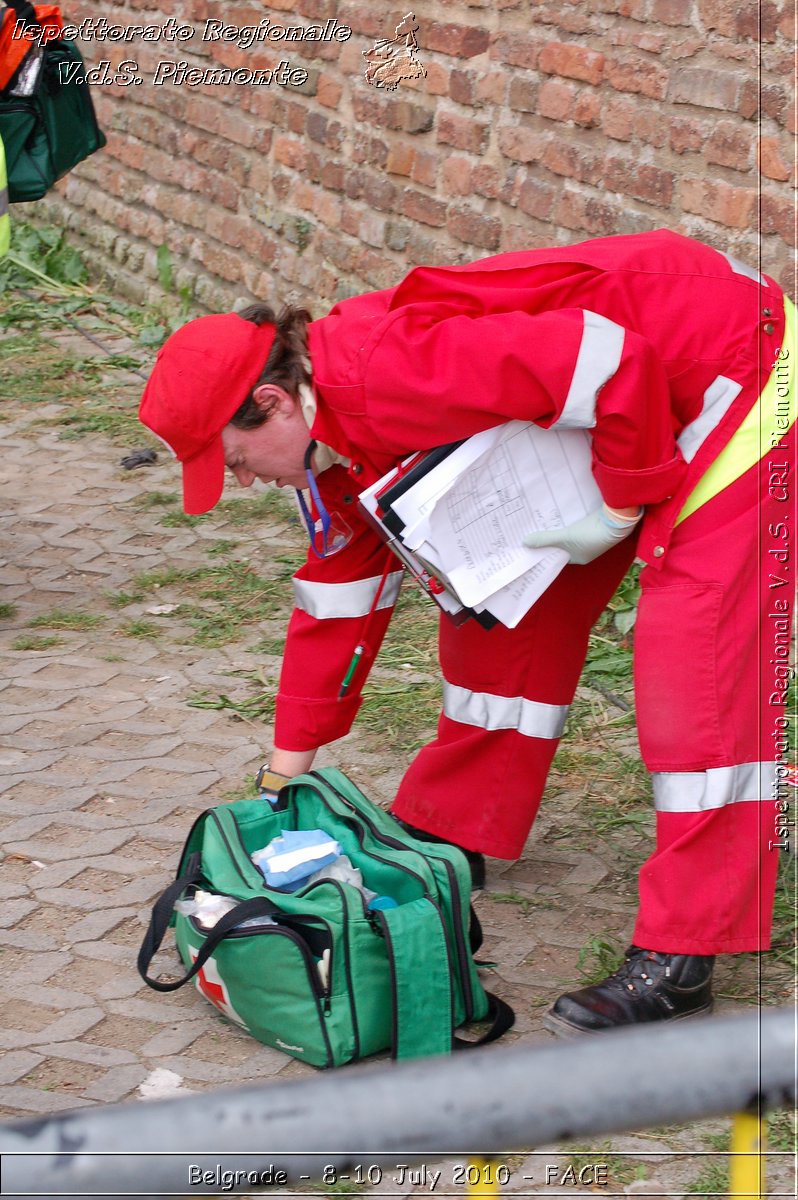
[0,34,106,204]
[138,768,514,1067]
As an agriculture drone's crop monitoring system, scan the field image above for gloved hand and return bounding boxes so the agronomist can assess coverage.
[523,504,643,565]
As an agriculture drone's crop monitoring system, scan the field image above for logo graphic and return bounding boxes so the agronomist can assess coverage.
[190,950,248,1028]
[363,12,425,90]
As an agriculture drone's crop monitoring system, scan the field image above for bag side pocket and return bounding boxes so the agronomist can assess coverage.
[175,915,340,1068]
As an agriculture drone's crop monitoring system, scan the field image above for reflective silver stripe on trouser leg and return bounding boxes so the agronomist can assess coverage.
[443,681,569,739]
[292,570,403,619]
[652,761,779,813]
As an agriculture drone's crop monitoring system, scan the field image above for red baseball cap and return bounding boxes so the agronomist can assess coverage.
[139,314,276,514]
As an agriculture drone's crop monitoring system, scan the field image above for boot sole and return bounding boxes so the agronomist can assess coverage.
[542,1000,714,1039]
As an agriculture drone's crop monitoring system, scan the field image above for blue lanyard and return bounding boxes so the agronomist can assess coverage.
[295,441,336,558]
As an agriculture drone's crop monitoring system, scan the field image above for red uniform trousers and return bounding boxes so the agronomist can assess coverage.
[392,417,796,956]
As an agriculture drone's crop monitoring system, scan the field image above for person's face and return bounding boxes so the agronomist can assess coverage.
[221,387,309,491]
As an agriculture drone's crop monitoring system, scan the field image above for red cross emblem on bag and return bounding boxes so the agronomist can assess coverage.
[189,950,247,1029]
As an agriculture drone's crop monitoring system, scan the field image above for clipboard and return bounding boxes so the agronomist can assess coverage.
[376,440,464,537]
[358,447,497,629]
[359,421,601,631]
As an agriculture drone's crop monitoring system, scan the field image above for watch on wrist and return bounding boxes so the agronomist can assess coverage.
[256,764,290,795]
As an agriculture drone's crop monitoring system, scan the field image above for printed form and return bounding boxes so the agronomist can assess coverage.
[398,421,601,627]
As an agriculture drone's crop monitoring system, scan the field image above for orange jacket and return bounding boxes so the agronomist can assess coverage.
[0,4,63,91]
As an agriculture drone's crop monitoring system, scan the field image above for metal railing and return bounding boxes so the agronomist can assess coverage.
[0,1006,794,1199]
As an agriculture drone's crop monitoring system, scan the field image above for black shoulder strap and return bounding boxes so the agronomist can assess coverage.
[6,0,39,27]
[453,992,515,1050]
[137,854,281,993]
[138,894,284,992]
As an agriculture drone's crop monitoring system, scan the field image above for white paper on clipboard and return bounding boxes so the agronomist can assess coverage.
[432,422,600,607]
[359,421,601,628]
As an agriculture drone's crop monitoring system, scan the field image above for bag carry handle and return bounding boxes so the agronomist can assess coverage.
[137,858,282,992]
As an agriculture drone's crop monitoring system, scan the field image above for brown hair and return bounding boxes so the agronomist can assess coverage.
[230,303,313,429]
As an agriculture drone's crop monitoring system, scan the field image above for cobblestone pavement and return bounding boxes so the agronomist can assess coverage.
[0,320,793,1198]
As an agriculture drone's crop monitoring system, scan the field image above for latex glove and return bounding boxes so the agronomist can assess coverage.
[523,504,643,565]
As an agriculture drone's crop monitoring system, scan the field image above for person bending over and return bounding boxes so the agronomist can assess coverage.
[140,229,794,1035]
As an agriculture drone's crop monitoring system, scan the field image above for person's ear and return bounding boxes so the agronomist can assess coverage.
[252,383,295,414]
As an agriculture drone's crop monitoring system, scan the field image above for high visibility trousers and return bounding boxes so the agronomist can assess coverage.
[392,534,635,860]
[631,416,796,954]
[393,427,795,955]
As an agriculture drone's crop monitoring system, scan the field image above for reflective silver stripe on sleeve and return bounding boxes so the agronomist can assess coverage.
[443,681,569,739]
[555,311,626,429]
[0,186,8,219]
[677,374,743,463]
[652,761,778,813]
[292,570,403,620]
[719,250,766,286]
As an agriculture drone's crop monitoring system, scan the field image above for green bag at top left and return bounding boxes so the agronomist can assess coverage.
[138,767,514,1068]
[0,34,106,203]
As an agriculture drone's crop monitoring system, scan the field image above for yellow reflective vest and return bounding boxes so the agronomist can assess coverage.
[0,134,9,258]
[677,296,797,523]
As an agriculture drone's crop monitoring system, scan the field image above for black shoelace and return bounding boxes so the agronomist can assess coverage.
[604,948,670,996]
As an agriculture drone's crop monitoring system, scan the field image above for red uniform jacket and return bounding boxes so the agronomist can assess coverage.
[275,230,783,751]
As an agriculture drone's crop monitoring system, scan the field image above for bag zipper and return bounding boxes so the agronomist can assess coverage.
[426,856,476,1019]
[284,879,360,1059]
[373,908,401,1057]
[190,912,331,1004]
[303,775,429,891]
[308,772,477,1019]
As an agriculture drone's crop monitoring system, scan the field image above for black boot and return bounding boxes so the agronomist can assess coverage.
[390,816,486,890]
[544,946,715,1036]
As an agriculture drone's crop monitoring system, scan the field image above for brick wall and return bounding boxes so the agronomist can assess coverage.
[32,0,796,311]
